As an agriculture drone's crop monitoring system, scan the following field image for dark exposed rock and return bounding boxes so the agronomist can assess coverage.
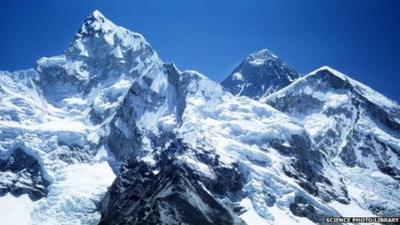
[289,195,340,225]
[2,9,399,224]
[273,133,350,204]
[55,142,94,163]
[221,49,299,99]
[266,68,400,203]
[99,142,245,225]
[0,148,50,200]
[339,144,358,167]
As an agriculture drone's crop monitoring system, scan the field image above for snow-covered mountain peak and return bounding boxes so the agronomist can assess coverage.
[302,66,400,110]
[66,10,153,60]
[309,66,348,80]
[90,9,106,20]
[247,49,279,65]
[74,10,116,39]
[34,10,163,108]
[221,49,299,99]
[1,10,400,225]
[264,66,400,220]
[0,11,168,223]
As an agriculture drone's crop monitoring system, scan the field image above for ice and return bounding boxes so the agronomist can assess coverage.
[31,162,115,225]
[0,9,163,223]
[1,9,399,225]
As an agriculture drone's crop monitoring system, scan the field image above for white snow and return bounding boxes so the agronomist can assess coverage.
[232,72,243,81]
[0,194,37,225]
[330,199,375,218]
[240,198,270,225]
[249,58,267,65]
[268,204,315,225]
[1,9,399,225]
[177,71,328,224]
[110,45,124,59]
[0,9,164,223]
[310,66,399,110]
[247,49,279,66]
[31,162,116,225]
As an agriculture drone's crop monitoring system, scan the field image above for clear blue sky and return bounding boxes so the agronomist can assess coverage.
[0,0,399,102]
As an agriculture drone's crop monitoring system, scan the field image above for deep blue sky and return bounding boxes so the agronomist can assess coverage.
[0,0,399,102]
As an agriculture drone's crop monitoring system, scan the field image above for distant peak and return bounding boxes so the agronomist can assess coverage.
[251,49,278,58]
[83,10,110,26]
[75,10,116,38]
[221,48,299,99]
[311,66,339,74]
[309,66,348,80]
[246,49,279,66]
[90,10,105,20]
[66,9,156,60]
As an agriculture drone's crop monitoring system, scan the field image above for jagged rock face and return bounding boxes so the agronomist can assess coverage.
[266,67,400,217]
[0,148,49,200]
[221,49,299,99]
[104,62,183,161]
[36,10,161,123]
[99,140,245,225]
[1,9,399,225]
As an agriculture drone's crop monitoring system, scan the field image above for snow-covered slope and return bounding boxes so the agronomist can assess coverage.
[221,49,299,99]
[222,50,400,219]
[0,10,399,225]
[0,10,161,224]
[265,66,400,217]
[100,68,349,225]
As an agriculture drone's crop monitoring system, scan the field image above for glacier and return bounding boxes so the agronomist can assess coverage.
[0,10,399,225]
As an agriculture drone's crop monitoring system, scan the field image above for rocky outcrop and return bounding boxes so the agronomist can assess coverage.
[0,148,49,200]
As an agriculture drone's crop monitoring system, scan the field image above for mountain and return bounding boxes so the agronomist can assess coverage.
[265,67,400,217]
[221,49,299,99]
[0,10,162,224]
[222,47,400,219]
[0,10,399,225]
